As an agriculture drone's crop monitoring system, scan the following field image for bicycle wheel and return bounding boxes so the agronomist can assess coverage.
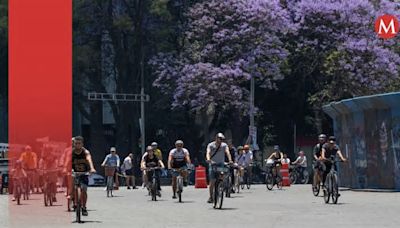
[246,174,251,190]
[217,182,224,209]
[44,184,48,206]
[213,181,219,209]
[323,175,331,204]
[152,180,157,201]
[289,172,297,184]
[225,176,231,198]
[312,182,320,197]
[276,176,283,190]
[235,174,240,193]
[16,186,21,205]
[266,173,274,190]
[331,174,339,204]
[301,170,309,184]
[75,187,81,223]
[177,177,183,203]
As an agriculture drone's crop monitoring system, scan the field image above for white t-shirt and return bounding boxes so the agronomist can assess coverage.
[123,156,133,170]
[281,158,291,164]
[294,156,307,167]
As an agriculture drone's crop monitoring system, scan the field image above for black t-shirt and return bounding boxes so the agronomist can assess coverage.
[313,143,323,159]
[322,143,340,159]
[72,149,89,172]
[144,155,159,168]
[226,147,237,163]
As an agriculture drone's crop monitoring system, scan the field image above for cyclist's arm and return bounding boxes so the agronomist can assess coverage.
[140,157,146,170]
[101,155,108,167]
[206,145,211,162]
[268,153,274,160]
[225,146,233,163]
[292,157,299,164]
[33,153,38,169]
[185,150,192,165]
[116,155,120,167]
[321,148,326,160]
[337,150,347,162]
[85,150,96,172]
[168,152,173,169]
[158,160,165,169]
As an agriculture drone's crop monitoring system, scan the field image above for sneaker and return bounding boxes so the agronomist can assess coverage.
[12,197,16,201]
[104,187,107,191]
[132,186,137,189]
[172,195,177,199]
[157,191,162,197]
[127,186,131,190]
[82,208,88,216]
[207,197,213,203]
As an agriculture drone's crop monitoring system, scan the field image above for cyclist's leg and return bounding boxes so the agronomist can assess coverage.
[322,162,331,186]
[171,173,177,195]
[208,166,216,202]
[156,170,161,191]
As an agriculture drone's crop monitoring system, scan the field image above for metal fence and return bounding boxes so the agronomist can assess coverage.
[323,92,400,190]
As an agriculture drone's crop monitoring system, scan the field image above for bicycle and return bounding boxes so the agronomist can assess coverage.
[312,161,324,196]
[265,163,282,190]
[145,167,161,201]
[323,158,343,204]
[42,169,59,206]
[289,165,309,184]
[104,166,116,197]
[211,162,230,209]
[71,171,90,223]
[171,167,190,203]
[13,177,24,205]
[234,165,242,194]
[22,176,29,201]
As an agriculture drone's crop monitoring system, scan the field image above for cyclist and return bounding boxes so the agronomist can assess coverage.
[281,153,291,164]
[243,145,253,184]
[40,146,59,202]
[141,146,165,196]
[227,141,237,193]
[70,136,96,216]
[19,145,38,193]
[292,151,307,180]
[11,160,27,201]
[313,134,326,188]
[268,145,284,178]
[63,138,74,197]
[321,136,347,187]
[101,147,120,190]
[206,133,233,203]
[168,140,191,199]
[235,146,247,183]
[151,142,163,161]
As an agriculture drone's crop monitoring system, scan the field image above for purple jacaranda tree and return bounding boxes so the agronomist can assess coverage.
[290,0,400,106]
[150,0,294,113]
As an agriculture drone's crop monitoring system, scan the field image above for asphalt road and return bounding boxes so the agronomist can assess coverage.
[1,184,399,228]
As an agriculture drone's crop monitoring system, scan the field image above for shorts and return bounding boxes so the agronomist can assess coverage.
[208,163,228,181]
[125,168,133,176]
[75,175,88,192]
[171,165,187,177]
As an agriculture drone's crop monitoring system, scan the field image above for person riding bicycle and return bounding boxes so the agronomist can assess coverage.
[11,160,27,201]
[206,133,233,203]
[101,147,120,190]
[313,134,327,189]
[40,147,59,202]
[235,146,247,183]
[168,140,191,199]
[19,145,38,193]
[141,146,165,197]
[151,142,163,161]
[243,145,253,183]
[70,136,96,216]
[321,136,347,188]
[268,145,284,177]
[292,151,307,180]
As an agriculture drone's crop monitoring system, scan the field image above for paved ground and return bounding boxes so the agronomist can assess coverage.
[1,184,399,228]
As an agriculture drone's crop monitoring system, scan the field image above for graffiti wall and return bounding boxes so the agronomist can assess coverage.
[323,92,400,190]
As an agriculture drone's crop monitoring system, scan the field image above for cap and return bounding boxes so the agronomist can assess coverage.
[175,140,184,145]
[25,145,32,151]
[146,146,153,151]
[151,142,158,146]
[318,134,327,139]
[216,133,225,139]
[243,145,250,150]
[110,147,116,152]
[328,136,336,141]
[237,146,244,151]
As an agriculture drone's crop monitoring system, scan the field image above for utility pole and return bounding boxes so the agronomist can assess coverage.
[140,58,146,155]
[249,75,258,151]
